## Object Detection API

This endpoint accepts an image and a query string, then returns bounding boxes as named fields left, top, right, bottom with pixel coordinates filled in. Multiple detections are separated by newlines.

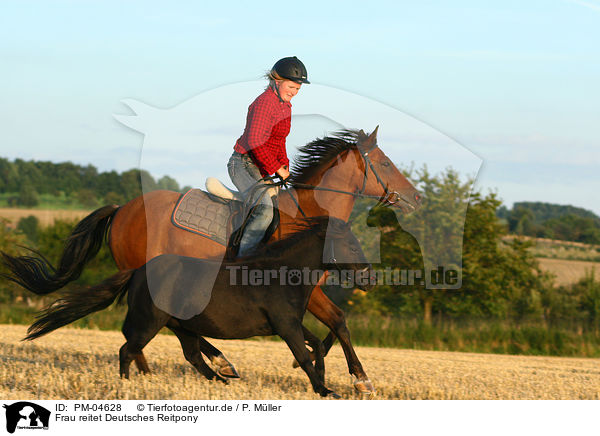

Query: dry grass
left=0, top=208, right=92, bottom=228
left=537, top=258, right=600, bottom=287
left=1, top=325, right=599, bottom=400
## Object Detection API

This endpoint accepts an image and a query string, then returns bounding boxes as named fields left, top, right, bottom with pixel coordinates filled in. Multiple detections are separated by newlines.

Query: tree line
left=0, top=157, right=187, bottom=207
left=497, top=202, right=600, bottom=244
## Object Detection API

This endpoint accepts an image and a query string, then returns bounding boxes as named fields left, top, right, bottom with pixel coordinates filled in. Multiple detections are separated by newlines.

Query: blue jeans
left=227, top=152, right=274, bottom=257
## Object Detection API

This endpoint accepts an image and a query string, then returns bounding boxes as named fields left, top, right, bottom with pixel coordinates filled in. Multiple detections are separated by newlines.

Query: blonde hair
left=265, top=70, right=284, bottom=88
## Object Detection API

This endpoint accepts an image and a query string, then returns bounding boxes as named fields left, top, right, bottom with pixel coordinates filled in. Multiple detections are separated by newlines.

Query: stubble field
left=0, top=208, right=91, bottom=228
left=1, top=325, right=599, bottom=400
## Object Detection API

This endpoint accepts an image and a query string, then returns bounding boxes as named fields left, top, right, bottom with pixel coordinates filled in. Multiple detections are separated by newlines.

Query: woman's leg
left=227, top=153, right=274, bottom=256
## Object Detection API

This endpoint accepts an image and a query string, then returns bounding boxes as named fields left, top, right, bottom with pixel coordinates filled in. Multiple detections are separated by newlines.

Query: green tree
left=349, top=166, right=551, bottom=324
left=157, top=175, right=180, bottom=191
left=120, top=169, right=157, bottom=201
left=363, top=205, right=424, bottom=317
left=16, top=215, right=40, bottom=244
left=17, top=183, right=39, bottom=207
left=0, top=218, right=28, bottom=303
left=76, top=188, right=98, bottom=208
left=104, top=191, right=125, bottom=205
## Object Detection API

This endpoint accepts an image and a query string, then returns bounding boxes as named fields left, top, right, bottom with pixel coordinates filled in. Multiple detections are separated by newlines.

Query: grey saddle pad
left=172, top=189, right=236, bottom=246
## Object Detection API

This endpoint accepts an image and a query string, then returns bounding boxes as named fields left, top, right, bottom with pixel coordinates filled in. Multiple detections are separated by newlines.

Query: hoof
left=353, top=377, right=376, bottom=397
left=214, top=374, right=230, bottom=385
left=217, top=366, right=239, bottom=379
left=320, top=388, right=340, bottom=399
left=211, top=354, right=240, bottom=379
left=327, top=391, right=341, bottom=399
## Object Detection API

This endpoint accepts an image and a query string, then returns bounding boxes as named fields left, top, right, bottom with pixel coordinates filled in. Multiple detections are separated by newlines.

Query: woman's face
left=276, top=80, right=302, bottom=102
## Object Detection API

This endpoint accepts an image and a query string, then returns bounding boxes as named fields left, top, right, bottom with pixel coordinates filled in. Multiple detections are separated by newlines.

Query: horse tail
left=1, top=204, right=120, bottom=295
left=24, top=269, right=135, bottom=341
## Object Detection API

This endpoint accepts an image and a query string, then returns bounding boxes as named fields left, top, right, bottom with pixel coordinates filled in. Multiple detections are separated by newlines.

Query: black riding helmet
left=272, top=56, right=310, bottom=84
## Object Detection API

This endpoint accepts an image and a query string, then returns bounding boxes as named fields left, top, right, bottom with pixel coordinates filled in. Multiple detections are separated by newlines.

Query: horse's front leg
left=302, top=326, right=326, bottom=384
left=272, top=317, right=338, bottom=398
left=196, top=336, right=240, bottom=378
left=307, top=286, right=375, bottom=396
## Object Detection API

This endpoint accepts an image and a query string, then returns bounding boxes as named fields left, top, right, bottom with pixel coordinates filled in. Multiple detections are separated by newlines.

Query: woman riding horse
left=228, top=56, right=309, bottom=256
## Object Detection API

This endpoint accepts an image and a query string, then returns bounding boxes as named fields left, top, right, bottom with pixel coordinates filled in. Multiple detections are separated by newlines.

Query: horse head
left=320, top=218, right=374, bottom=292
left=354, top=126, right=422, bottom=214
left=290, top=128, right=422, bottom=219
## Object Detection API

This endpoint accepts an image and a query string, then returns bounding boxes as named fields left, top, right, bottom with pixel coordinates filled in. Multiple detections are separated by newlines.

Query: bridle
left=355, top=144, right=402, bottom=206
left=323, top=233, right=372, bottom=288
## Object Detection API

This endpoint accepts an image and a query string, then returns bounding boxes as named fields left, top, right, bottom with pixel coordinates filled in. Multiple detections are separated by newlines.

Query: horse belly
left=180, top=309, right=274, bottom=339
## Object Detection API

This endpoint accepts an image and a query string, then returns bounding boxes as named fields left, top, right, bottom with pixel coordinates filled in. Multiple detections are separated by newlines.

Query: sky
left=1, top=0, right=599, bottom=214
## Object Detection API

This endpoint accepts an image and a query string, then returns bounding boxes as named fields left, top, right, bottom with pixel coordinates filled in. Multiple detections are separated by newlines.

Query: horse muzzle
left=355, top=265, right=376, bottom=292
left=386, top=191, right=422, bottom=213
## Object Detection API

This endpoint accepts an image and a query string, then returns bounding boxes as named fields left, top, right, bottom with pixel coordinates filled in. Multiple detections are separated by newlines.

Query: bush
left=17, top=184, right=39, bottom=207
left=16, top=215, right=39, bottom=243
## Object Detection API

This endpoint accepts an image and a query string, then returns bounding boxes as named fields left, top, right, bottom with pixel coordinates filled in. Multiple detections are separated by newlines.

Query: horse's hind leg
left=134, top=353, right=150, bottom=374
left=119, top=309, right=169, bottom=379
left=168, top=325, right=228, bottom=384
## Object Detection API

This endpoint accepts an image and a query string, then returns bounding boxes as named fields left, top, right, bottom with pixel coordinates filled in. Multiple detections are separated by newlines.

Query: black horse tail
left=25, top=269, right=135, bottom=341
left=1, top=204, right=120, bottom=295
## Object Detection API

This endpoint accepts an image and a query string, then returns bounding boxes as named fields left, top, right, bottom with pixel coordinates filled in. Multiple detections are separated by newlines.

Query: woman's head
left=271, top=77, right=302, bottom=102
left=267, top=56, right=309, bottom=102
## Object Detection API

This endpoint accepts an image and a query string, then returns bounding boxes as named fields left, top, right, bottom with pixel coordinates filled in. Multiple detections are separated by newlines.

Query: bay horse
left=24, top=217, right=372, bottom=398
left=2, top=127, right=421, bottom=394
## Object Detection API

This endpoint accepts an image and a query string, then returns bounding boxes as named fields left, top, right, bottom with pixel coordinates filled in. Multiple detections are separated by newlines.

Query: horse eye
left=381, top=161, right=390, bottom=167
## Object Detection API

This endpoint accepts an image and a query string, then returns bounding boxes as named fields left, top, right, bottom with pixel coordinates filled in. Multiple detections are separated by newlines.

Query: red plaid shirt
left=234, top=86, right=291, bottom=176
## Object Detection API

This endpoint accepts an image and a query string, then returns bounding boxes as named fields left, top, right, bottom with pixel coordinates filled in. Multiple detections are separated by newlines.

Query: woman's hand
left=276, top=165, right=290, bottom=181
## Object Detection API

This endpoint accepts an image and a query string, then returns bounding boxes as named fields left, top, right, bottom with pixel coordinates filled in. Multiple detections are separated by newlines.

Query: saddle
left=171, top=178, right=279, bottom=255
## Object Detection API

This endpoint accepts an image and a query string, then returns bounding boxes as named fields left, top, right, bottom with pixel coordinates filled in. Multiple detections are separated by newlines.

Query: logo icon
left=3, top=402, right=50, bottom=434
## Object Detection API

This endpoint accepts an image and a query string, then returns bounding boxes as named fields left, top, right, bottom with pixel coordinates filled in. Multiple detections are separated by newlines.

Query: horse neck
left=279, top=150, right=361, bottom=224
left=268, top=231, right=326, bottom=271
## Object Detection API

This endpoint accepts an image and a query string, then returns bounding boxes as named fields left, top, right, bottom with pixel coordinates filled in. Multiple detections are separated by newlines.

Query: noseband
left=356, top=145, right=401, bottom=206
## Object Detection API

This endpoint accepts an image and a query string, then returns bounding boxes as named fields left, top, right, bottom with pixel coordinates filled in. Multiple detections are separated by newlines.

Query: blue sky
left=1, top=0, right=599, bottom=213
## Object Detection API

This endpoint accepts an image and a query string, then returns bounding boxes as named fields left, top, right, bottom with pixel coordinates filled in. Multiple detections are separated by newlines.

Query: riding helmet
left=272, top=56, right=310, bottom=84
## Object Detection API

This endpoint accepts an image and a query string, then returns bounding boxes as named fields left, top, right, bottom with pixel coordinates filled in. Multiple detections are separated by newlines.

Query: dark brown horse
left=2, top=127, right=421, bottom=394
left=24, top=217, right=371, bottom=398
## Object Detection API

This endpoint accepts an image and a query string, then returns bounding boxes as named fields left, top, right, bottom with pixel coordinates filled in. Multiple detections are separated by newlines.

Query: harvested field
left=537, top=258, right=600, bottom=287
left=1, top=325, right=599, bottom=400
left=0, top=208, right=92, bottom=228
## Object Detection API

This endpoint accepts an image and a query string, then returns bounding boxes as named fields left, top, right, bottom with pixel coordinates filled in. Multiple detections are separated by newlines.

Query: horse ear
left=368, top=125, right=379, bottom=142
left=358, top=126, right=379, bottom=152
left=366, top=125, right=379, bottom=147
left=357, top=129, right=367, bottom=141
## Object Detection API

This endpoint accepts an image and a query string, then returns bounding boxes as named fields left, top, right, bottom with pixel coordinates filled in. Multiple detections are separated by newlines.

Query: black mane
left=290, top=130, right=360, bottom=184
